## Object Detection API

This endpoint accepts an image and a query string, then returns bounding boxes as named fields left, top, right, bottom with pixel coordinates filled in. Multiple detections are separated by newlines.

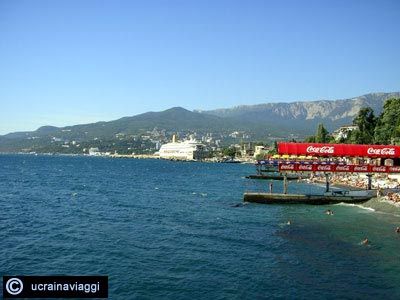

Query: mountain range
left=196, top=92, right=400, bottom=134
left=1, top=92, right=399, bottom=153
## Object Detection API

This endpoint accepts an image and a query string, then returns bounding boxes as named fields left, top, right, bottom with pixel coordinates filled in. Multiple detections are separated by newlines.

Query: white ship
left=158, top=135, right=208, bottom=160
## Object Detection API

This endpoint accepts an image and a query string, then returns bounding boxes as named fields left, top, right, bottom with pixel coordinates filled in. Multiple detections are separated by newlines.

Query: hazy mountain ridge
left=197, top=92, right=400, bottom=122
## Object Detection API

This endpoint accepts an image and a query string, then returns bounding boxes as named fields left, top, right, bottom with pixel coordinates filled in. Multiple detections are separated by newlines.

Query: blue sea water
left=1, top=154, right=400, bottom=300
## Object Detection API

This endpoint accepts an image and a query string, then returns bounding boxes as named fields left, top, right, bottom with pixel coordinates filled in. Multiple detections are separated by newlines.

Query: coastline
left=329, top=181, right=400, bottom=214
left=361, top=198, right=400, bottom=215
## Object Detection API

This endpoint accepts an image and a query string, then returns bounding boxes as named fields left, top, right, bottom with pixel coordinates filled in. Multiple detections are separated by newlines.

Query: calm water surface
left=1, top=155, right=399, bottom=299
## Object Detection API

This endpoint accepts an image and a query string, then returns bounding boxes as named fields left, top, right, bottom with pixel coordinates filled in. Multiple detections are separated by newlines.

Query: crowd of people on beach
left=307, top=173, right=400, bottom=206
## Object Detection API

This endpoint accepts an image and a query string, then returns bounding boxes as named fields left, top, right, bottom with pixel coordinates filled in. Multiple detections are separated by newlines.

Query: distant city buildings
left=88, top=147, right=101, bottom=156
left=33, top=125, right=360, bottom=160
left=254, top=145, right=268, bottom=158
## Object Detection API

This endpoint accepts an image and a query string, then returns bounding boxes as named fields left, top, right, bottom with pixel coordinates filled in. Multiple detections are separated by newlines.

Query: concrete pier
left=243, top=191, right=373, bottom=205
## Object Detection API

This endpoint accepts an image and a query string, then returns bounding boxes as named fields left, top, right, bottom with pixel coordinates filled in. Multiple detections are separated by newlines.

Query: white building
left=332, top=125, right=358, bottom=141
left=88, top=147, right=101, bottom=156
left=254, top=145, right=268, bottom=158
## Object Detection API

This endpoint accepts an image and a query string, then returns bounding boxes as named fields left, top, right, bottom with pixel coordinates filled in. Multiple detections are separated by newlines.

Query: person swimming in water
left=396, top=227, right=400, bottom=233
left=287, top=220, right=291, bottom=225
left=362, top=238, right=369, bottom=244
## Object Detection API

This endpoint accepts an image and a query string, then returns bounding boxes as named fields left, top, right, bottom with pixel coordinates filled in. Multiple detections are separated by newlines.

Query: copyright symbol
left=6, top=277, right=24, bottom=295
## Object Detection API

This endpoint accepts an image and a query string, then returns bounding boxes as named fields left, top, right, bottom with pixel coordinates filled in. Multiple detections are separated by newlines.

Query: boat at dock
left=243, top=190, right=374, bottom=205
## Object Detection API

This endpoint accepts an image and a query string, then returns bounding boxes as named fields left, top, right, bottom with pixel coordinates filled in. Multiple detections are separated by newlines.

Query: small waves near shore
left=362, top=198, right=400, bottom=216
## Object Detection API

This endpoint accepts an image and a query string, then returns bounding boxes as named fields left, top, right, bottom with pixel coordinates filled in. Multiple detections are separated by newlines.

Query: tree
left=271, top=141, right=278, bottom=154
left=350, top=107, right=376, bottom=144
left=221, top=146, right=236, bottom=158
left=315, top=123, right=329, bottom=143
left=304, top=136, right=316, bottom=143
left=374, top=98, right=400, bottom=144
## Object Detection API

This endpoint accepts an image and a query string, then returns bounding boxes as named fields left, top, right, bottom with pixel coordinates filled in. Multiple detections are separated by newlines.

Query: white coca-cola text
left=372, top=166, right=387, bottom=172
left=354, top=166, right=368, bottom=172
left=335, top=165, right=350, bottom=171
left=306, top=146, right=334, bottom=154
left=280, top=164, right=295, bottom=170
left=367, top=147, right=395, bottom=156
left=299, top=165, right=313, bottom=171
left=317, top=165, right=332, bottom=171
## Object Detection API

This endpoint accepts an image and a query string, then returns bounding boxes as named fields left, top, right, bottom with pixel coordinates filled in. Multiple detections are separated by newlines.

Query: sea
left=1, top=154, right=400, bottom=300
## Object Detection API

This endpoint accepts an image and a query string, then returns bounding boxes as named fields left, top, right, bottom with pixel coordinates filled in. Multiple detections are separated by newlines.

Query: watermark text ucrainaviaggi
left=3, top=276, right=108, bottom=298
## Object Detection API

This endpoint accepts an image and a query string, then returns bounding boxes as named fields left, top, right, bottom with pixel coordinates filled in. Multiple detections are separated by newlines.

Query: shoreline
left=0, top=152, right=256, bottom=164
left=361, top=197, right=400, bottom=215
left=329, top=181, right=400, bottom=213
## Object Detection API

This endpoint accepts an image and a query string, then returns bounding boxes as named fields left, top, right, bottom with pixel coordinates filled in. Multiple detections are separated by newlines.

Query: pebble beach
left=314, top=173, right=400, bottom=208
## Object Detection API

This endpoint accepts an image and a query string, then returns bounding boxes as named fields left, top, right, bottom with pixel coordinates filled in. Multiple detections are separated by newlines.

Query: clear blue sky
left=1, top=0, right=399, bottom=134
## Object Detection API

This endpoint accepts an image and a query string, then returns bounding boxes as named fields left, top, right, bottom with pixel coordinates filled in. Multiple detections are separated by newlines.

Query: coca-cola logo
left=367, top=147, right=395, bottom=156
left=354, top=166, right=368, bottom=172
left=389, top=166, right=400, bottom=172
left=336, top=165, right=350, bottom=171
left=299, top=165, right=313, bottom=171
left=280, top=164, right=295, bottom=170
left=372, top=166, right=387, bottom=172
left=317, top=165, right=332, bottom=171
left=306, top=146, right=334, bottom=154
